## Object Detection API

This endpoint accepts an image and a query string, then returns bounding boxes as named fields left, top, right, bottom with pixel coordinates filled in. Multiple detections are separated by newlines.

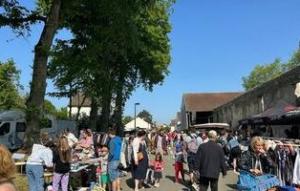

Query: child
left=52, top=135, right=72, bottom=191
left=97, top=145, right=109, bottom=190
left=152, top=153, right=164, bottom=187
left=174, top=134, right=185, bottom=183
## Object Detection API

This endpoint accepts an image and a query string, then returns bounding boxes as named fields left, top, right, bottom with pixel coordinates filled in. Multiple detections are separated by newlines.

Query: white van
left=0, top=110, right=77, bottom=150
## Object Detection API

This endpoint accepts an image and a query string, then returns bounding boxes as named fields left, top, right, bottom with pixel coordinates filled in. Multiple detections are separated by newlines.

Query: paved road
left=120, top=152, right=238, bottom=191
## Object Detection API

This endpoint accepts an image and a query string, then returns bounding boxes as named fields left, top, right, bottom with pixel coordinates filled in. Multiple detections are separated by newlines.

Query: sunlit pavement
left=120, top=152, right=238, bottom=191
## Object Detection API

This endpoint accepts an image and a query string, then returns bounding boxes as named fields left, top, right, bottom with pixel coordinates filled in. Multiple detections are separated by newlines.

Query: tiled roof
left=183, top=92, right=243, bottom=112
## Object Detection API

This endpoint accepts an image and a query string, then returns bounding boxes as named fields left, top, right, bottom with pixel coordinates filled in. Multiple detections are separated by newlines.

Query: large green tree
left=48, top=0, right=173, bottom=134
left=0, top=0, right=64, bottom=146
left=0, top=59, right=24, bottom=109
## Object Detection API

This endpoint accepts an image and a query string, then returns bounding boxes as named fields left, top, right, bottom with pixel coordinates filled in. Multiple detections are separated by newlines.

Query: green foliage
left=43, top=99, right=68, bottom=119
left=285, top=49, right=300, bottom=71
left=242, top=49, right=300, bottom=90
left=48, top=0, right=174, bottom=129
left=55, top=107, right=68, bottom=120
left=122, top=115, right=133, bottom=125
left=242, top=59, right=284, bottom=90
left=0, top=59, right=24, bottom=109
left=43, top=99, right=56, bottom=115
left=137, top=109, right=153, bottom=124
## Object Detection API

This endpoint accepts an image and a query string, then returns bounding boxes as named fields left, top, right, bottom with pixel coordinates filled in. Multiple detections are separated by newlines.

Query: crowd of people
left=1, top=125, right=300, bottom=191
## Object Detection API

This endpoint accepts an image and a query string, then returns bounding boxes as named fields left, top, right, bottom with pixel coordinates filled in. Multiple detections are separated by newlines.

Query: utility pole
left=134, top=102, right=140, bottom=129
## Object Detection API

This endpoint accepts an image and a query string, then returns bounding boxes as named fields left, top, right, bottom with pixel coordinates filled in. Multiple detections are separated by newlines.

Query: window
left=16, top=122, right=26, bottom=132
left=0, top=123, right=10, bottom=135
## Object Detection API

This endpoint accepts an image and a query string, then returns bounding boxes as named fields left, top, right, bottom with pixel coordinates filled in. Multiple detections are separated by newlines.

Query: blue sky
left=1, top=0, right=300, bottom=124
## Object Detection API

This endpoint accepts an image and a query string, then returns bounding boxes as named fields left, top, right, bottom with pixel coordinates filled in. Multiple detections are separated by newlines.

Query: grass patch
left=14, top=174, right=28, bottom=191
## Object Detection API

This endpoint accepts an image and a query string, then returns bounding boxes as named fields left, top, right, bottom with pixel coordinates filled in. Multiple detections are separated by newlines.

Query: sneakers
left=154, top=183, right=160, bottom=187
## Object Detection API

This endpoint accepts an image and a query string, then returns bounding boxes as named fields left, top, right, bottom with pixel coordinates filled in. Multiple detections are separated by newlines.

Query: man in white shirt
left=65, top=128, right=78, bottom=148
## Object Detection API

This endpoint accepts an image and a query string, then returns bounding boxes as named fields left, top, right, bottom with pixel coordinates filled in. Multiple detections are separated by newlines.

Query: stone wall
left=213, top=66, right=300, bottom=128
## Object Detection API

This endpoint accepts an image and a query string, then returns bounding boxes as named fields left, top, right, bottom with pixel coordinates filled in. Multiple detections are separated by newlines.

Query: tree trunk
left=89, top=97, right=98, bottom=131
left=68, top=84, right=73, bottom=119
left=76, top=94, right=87, bottom=121
left=25, top=0, right=61, bottom=147
left=99, top=88, right=112, bottom=132
left=114, top=74, right=125, bottom=136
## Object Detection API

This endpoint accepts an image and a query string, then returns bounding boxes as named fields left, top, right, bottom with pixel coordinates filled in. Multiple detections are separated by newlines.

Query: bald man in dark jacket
left=194, top=130, right=227, bottom=191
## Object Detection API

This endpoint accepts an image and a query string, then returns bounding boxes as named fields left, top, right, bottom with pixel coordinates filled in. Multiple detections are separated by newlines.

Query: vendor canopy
left=239, top=100, right=296, bottom=125
left=124, top=117, right=152, bottom=132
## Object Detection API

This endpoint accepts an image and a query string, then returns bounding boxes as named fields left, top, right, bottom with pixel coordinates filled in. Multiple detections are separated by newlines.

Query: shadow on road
left=165, top=175, right=190, bottom=188
left=126, top=178, right=134, bottom=189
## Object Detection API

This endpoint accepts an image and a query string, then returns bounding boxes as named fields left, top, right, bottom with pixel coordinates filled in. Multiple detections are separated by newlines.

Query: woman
left=227, top=134, right=241, bottom=173
left=52, top=135, right=72, bottom=191
left=26, top=133, right=53, bottom=191
left=78, top=129, right=93, bottom=149
left=132, top=130, right=149, bottom=191
left=0, top=144, right=16, bottom=181
left=239, top=136, right=275, bottom=175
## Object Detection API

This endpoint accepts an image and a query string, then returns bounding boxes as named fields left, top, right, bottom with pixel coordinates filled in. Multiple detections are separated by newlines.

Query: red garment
left=151, top=160, right=164, bottom=172
left=174, top=162, right=184, bottom=182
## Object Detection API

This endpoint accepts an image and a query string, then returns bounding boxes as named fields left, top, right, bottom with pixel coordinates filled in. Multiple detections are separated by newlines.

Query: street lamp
left=134, top=102, right=140, bottom=129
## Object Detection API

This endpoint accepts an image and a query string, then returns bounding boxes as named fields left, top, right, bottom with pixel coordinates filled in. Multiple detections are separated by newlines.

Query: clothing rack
left=262, top=136, right=300, bottom=147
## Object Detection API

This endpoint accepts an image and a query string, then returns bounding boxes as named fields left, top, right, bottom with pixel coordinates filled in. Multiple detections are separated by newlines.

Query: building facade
left=213, top=66, right=300, bottom=128
left=180, top=92, right=242, bottom=130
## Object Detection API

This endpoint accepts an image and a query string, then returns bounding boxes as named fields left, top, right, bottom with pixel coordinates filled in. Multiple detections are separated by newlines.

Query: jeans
left=108, top=160, right=120, bottom=182
left=52, top=172, right=69, bottom=191
left=26, top=164, right=44, bottom=191
left=199, top=177, right=218, bottom=191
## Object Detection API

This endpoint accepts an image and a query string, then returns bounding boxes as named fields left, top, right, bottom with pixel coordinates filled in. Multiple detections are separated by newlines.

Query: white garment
left=292, top=149, right=300, bottom=185
left=295, top=82, right=300, bottom=97
left=67, top=132, right=78, bottom=147
left=202, top=138, right=209, bottom=143
left=120, top=140, right=127, bottom=168
left=132, top=137, right=143, bottom=162
left=26, top=144, right=53, bottom=167
left=196, top=137, right=203, bottom=145
left=157, top=135, right=163, bottom=150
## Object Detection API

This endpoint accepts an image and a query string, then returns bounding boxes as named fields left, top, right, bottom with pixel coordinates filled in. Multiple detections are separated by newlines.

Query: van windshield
left=0, top=122, right=10, bottom=135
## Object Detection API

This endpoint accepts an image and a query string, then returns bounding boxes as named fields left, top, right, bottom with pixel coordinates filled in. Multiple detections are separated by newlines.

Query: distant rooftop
left=182, top=92, right=243, bottom=112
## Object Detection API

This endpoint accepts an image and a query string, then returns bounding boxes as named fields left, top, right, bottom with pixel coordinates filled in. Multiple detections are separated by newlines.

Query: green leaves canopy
left=242, top=49, right=300, bottom=90
left=0, top=59, right=24, bottom=109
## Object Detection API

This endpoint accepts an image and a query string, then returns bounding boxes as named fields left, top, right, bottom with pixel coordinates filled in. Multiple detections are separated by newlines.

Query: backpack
left=228, top=138, right=239, bottom=150
left=187, top=137, right=198, bottom=154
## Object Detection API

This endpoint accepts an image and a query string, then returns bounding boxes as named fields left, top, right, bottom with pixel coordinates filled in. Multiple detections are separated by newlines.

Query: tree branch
left=0, top=13, right=46, bottom=27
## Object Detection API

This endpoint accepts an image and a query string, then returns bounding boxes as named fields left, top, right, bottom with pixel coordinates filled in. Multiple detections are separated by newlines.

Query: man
left=186, top=132, right=200, bottom=190
left=201, top=131, right=209, bottom=143
left=108, top=128, right=122, bottom=191
left=154, top=131, right=167, bottom=155
left=195, top=130, right=227, bottom=191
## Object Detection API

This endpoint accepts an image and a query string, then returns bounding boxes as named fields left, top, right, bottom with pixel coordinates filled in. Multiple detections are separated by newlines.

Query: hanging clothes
left=275, top=146, right=296, bottom=186
left=293, top=149, right=300, bottom=185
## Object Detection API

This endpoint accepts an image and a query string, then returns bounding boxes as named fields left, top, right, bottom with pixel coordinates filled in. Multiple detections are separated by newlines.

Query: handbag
left=237, top=170, right=280, bottom=191
left=137, top=152, right=144, bottom=161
